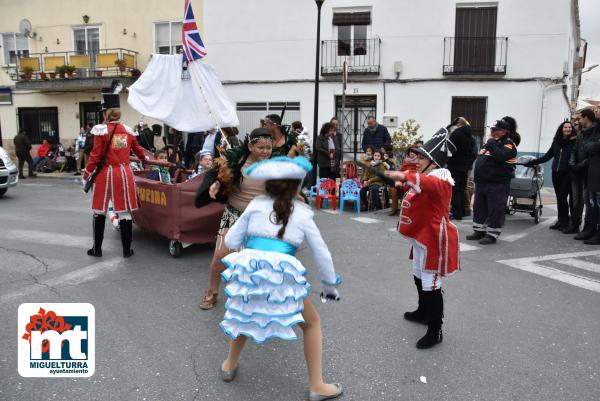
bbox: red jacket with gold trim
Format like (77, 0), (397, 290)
(83, 122), (146, 213)
(397, 169), (460, 276)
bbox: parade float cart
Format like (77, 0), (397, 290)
(131, 158), (224, 257)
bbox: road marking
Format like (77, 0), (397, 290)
(351, 217), (382, 224)
(555, 258), (600, 274)
(19, 183), (54, 187)
(0, 257), (123, 304)
(460, 243), (480, 252)
(0, 229), (115, 249)
(500, 218), (553, 242)
(497, 251), (600, 293)
(40, 205), (90, 214)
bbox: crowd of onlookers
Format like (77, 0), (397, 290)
(12, 107), (600, 247)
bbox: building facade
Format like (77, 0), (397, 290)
(202, 0), (584, 162)
(0, 0), (203, 152)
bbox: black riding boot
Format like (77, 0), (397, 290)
(120, 219), (134, 258)
(404, 276), (428, 324)
(416, 289), (443, 349)
(87, 214), (106, 257)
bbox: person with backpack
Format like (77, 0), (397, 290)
(447, 117), (476, 220)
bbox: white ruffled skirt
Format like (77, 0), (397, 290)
(220, 249), (311, 344)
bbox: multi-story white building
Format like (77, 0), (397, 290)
(0, 0), (201, 152)
(203, 0), (584, 161)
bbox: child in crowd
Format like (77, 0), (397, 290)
(359, 150), (388, 211)
(188, 150), (214, 181)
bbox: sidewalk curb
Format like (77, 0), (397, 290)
(33, 174), (83, 182)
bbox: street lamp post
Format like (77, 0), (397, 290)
(311, 0), (324, 185)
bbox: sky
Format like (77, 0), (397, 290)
(578, 0), (600, 100)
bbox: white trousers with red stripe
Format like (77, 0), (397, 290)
(412, 242), (442, 291)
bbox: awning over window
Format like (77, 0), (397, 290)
(332, 12), (371, 26)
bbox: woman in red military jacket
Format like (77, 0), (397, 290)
(386, 128), (460, 350)
(83, 88), (147, 258)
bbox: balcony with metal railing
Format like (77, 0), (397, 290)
(10, 48), (140, 91)
(321, 38), (381, 76)
(443, 37), (508, 75)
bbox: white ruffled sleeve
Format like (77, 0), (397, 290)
(304, 218), (341, 286)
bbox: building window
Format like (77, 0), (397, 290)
(1, 33), (29, 65)
(17, 107), (59, 145)
(154, 21), (183, 55)
(453, 6), (498, 73)
(236, 102), (301, 137)
(333, 11), (371, 56)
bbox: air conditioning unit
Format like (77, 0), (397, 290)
(383, 114), (398, 128)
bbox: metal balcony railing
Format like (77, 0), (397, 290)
(10, 48), (139, 81)
(321, 38), (381, 76)
(443, 37), (508, 75)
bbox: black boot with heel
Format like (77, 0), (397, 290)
(120, 219), (135, 258)
(416, 289), (444, 349)
(87, 214), (106, 257)
(404, 276), (428, 324)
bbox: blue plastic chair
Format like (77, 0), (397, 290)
(339, 179), (361, 213)
(309, 178), (327, 206)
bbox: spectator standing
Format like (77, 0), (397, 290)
(330, 116), (344, 167)
(13, 129), (36, 179)
(74, 127), (87, 175)
(316, 122), (342, 179)
(139, 123), (155, 152)
(466, 120), (517, 245)
(571, 109), (598, 239)
(447, 117), (476, 220)
(361, 116), (391, 152)
(221, 127), (241, 149)
(199, 127), (222, 157)
(502, 116), (521, 147)
(524, 121), (577, 231)
(582, 112), (600, 245)
(82, 123), (94, 169)
(388, 145), (419, 216)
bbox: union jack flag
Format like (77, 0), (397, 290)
(182, 0), (206, 63)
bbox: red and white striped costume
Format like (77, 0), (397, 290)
(83, 122), (146, 214)
(397, 169), (460, 284)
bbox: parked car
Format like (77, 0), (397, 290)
(0, 145), (19, 197)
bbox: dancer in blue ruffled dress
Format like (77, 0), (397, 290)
(219, 156), (343, 401)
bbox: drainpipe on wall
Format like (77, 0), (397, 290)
(536, 80), (567, 154)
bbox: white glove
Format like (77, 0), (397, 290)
(320, 285), (340, 302)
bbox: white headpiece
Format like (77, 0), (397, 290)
(244, 156), (312, 180)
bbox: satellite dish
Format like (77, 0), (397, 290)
(19, 19), (34, 38)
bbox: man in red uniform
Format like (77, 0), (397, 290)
(83, 82), (147, 258)
(386, 128), (460, 349)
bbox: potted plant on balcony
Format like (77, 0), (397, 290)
(49, 71), (56, 79)
(55, 65), (67, 79)
(64, 64), (77, 79)
(22, 66), (34, 80)
(130, 68), (141, 78)
(114, 58), (127, 72)
(40, 71), (48, 80)
(95, 70), (103, 77)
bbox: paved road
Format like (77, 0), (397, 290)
(1, 179), (599, 401)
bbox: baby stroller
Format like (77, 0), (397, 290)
(507, 155), (544, 223)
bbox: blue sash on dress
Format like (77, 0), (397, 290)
(245, 236), (298, 256)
